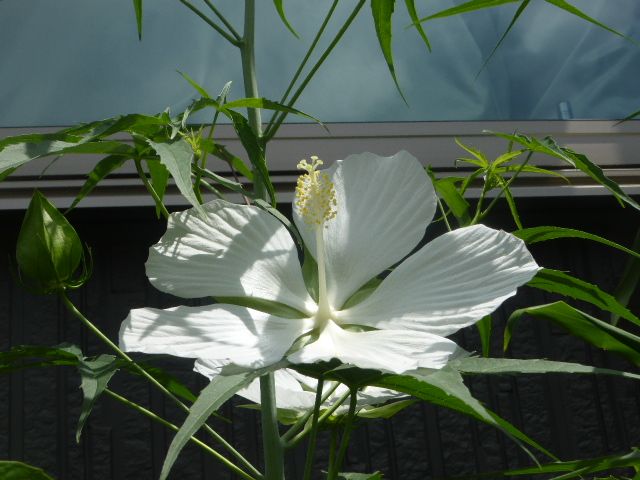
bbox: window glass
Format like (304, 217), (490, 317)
(0, 0), (638, 126)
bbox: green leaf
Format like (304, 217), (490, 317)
(449, 356), (640, 381)
(0, 344), (82, 374)
(194, 165), (252, 197)
(612, 229), (640, 325)
(132, 0), (143, 40)
(544, 0), (635, 43)
(76, 354), (119, 442)
(420, 0), (518, 22)
(514, 226), (640, 260)
(404, 0), (430, 51)
(528, 268), (640, 328)
(505, 302), (640, 366)
(159, 369), (267, 480)
(374, 367), (554, 460)
(254, 198), (303, 247)
(0, 138), (77, 175)
(338, 472), (383, 480)
(617, 107), (640, 124)
(272, 0), (299, 37)
(476, 315), (492, 357)
(135, 364), (197, 404)
(357, 399), (416, 419)
(224, 110), (276, 206)
(178, 70), (211, 99)
(146, 160), (170, 218)
(371, 0), (406, 103)
(68, 155), (129, 211)
(146, 138), (203, 214)
(491, 132), (640, 211)
(223, 97), (324, 127)
(495, 164), (568, 181)
(431, 175), (472, 226)
(16, 191), (85, 294)
(500, 447), (640, 479)
(0, 461), (55, 480)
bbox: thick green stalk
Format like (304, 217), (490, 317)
(60, 292), (262, 479)
(104, 389), (257, 480)
(260, 373), (285, 480)
(240, 0), (267, 201)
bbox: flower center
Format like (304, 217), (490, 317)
(295, 156), (337, 329)
(295, 156), (337, 227)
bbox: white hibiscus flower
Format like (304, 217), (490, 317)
(119, 151), (539, 375)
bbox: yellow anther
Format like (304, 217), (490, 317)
(295, 156), (337, 226)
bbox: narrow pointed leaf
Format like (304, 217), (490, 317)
(476, 315), (492, 357)
(617, 107), (640, 124)
(132, 0), (143, 39)
(0, 461), (55, 480)
(76, 355), (119, 442)
(612, 229), (640, 325)
(514, 226), (640, 260)
(431, 176), (472, 225)
(0, 344), (82, 373)
(491, 132), (640, 211)
(338, 473), (383, 480)
(374, 367), (554, 460)
(544, 0), (635, 43)
(273, 0), (299, 37)
(146, 160), (170, 218)
(528, 268), (640, 327)
(146, 138), (203, 213)
(159, 369), (266, 480)
(449, 356), (640, 381)
(404, 0), (430, 51)
(223, 97), (324, 127)
(357, 399), (416, 419)
(505, 302), (640, 366)
(178, 70), (211, 99)
(419, 0), (518, 22)
(69, 155), (129, 210)
(371, 0), (406, 103)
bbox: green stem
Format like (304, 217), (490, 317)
(179, 0), (240, 46)
(264, 0), (340, 137)
(60, 292), (262, 479)
(301, 378), (324, 480)
(436, 194), (452, 231)
(104, 389), (257, 480)
(202, 0), (242, 42)
(286, 389), (351, 448)
(240, 0), (267, 201)
(260, 373), (284, 480)
(134, 158), (170, 219)
(282, 381), (340, 443)
(264, 0), (366, 142)
(327, 389), (358, 480)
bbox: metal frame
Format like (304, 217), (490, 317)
(1, 120), (639, 210)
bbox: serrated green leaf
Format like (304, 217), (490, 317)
(132, 0), (143, 39)
(491, 132), (640, 211)
(273, 0), (299, 37)
(449, 356), (640, 381)
(146, 160), (170, 218)
(505, 302), (640, 366)
(494, 164), (568, 181)
(431, 175), (472, 225)
(404, 0), (430, 51)
(68, 155), (129, 211)
(146, 138), (203, 213)
(159, 368), (269, 480)
(371, 0), (406, 103)
(514, 226), (640, 260)
(76, 354), (119, 442)
(476, 315), (492, 357)
(528, 268), (640, 328)
(0, 461), (55, 480)
(374, 367), (554, 460)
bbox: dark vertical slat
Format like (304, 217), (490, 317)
(9, 282), (24, 461)
(56, 296), (69, 479)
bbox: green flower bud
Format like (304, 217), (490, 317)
(16, 190), (89, 294)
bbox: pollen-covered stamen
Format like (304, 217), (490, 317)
(295, 156), (337, 227)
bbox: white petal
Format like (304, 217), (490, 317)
(147, 200), (315, 314)
(340, 225), (539, 336)
(293, 151), (437, 309)
(287, 320), (458, 374)
(119, 303), (314, 369)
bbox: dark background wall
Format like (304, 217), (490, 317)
(1, 196), (639, 479)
